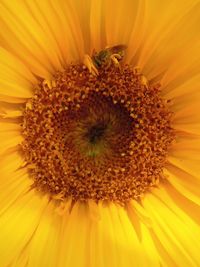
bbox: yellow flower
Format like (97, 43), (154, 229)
(0, 0), (200, 266)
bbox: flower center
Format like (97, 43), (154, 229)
(87, 124), (105, 144)
(67, 92), (133, 161)
(21, 63), (174, 205)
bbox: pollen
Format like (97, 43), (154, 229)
(21, 63), (174, 205)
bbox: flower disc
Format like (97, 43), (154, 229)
(21, 63), (174, 205)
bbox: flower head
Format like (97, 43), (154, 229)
(0, 1), (200, 266)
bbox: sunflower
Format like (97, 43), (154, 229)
(0, 0), (200, 266)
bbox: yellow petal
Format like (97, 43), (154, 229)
(162, 65), (200, 100)
(126, 0), (146, 63)
(57, 202), (91, 267)
(143, 188), (200, 266)
(161, 173), (200, 227)
(168, 132), (200, 179)
(0, 168), (31, 216)
(0, 0), (58, 77)
(127, 201), (162, 266)
(0, 150), (23, 175)
(67, 0), (90, 54)
(0, 0), (83, 78)
(170, 134), (200, 160)
(0, 95), (27, 103)
(168, 153), (200, 181)
(171, 82), (200, 134)
(0, 151), (29, 213)
(104, 0), (137, 46)
(58, 201), (163, 267)
(10, 242), (30, 267)
(0, 130), (22, 155)
(0, 110), (22, 118)
(164, 163), (200, 206)
(27, 201), (62, 267)
(135, 1), (200, 79)
(89, 0), (106, 51)
(0, 191), (48, 267)
(164, 73), (200, 136)
(0, 121), (20, 132)
(0, 48), (35, 100)
(109, 204), (143, 266)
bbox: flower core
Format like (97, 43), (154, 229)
(21, 63), (174, 205)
